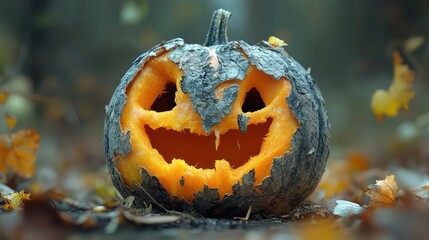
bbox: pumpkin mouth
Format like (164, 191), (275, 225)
(144, 118), (272, 169)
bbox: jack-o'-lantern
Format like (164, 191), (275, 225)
(104, 9), (329, 217)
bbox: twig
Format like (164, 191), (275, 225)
(234, 206), (252, 221)
(135, 184), (169, 212)
(134, 184), (197, 220)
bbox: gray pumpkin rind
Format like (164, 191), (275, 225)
(104, 39), (330, 217)
(103, 38), (185, 207)
(168, 43), (249, 133)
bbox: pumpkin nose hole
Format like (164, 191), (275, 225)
(242, 88), (265, 112)
(150, 83), (177, 112)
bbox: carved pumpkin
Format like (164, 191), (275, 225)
(104, 9), (329, 217)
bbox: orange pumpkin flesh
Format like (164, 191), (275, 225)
(118, 52), (299, 201)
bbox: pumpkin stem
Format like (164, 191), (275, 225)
(204, 9), (231, 46)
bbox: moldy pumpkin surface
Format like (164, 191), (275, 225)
(104, 9), (329, 217)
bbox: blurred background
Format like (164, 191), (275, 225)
(0, 0), (428, 186)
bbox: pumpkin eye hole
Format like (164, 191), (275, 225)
(150, 82), (177, 112)
(242, 88), (265, 112)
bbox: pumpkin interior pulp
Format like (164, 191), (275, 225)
(118, 50), (299, 201)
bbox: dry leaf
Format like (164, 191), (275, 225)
(4, 114), (17, 130)
(370, 52), (415, 121)
(0, 129), (40, 178)
(268, 36), (288, 48)
(0, 92), (9, 104)
(1, 189), (31, 211)
(366, 175), (398, 207)
(333, 200), (365, 217)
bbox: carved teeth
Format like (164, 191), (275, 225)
(214, 129), (221, 151)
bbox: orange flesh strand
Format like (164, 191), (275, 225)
(118, 50), (299, 201)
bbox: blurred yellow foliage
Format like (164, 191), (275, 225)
(370, 52), (415, 121)
(268, 36), (288, 48)
(0, 92), (9, 104)
(298, 220), (347, 240)
(317, 153), (370, 198)
(5, 113), (17, 130)
(1, 189), (31, 211)
(0, 129), (40, 178)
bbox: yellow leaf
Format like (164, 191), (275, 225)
(298, 220), (347, 240)
(268, 36), (288, 48)
(1, 189), (31, 211)
(0, 129), (40, 178)
(0, 92), (9, 104)
(316, 153), (369, 198)
(5, 113), (17, 130)
(366, 175), (398, 207)
(370, 52), (415, 121)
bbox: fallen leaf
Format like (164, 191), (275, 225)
(4, 114), (17, 130)
(1, 189), (31, 211)
(370, 52), (415, 121)
(315, 153), (370, 199)
(333, 200), (365, 217)
(297, 219), (347, 240)
(0, 92), (9, 104)
(0, 129), (40, 178)
(366, 175), (398, 207)
(268, 36), (288, 48)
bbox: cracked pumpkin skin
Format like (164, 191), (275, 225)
(105, 9), (329, 216)
(118, 52), (299, 201)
